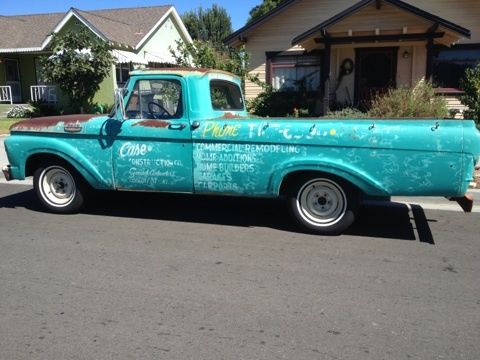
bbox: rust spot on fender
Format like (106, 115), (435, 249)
(132, 120), (170, 128)
(10, 114), (98, 131)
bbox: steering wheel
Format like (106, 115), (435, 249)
(148, 101), (171, 118)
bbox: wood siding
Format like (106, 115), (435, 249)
(243, 0), (480, 100)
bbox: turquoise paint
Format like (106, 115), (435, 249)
(4, 69), (480, 200)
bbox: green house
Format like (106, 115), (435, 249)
(0, 5), (192, 106)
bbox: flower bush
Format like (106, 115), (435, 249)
(6, 105), (31, 118)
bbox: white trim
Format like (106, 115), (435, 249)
(143, 51), (176, 64)
(135, 7), (193, 50)
(112, 49), (148, 65)
(41, 8), (108, 50)
(0, 47), (43, 53)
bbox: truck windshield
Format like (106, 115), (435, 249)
(210, 80), (244, 111)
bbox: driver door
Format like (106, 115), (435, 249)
(112, 77), (193, 192)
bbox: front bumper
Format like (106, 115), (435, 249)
(2, 165), (12, 181)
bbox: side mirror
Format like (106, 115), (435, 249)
(113, 87), (128, 121)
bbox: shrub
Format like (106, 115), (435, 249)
(460, 64), (480, 124)
(368, 79), (448, 118)
(6, 105), (31, 118)
(325, 107), (368, 119)
(28, 100), (60, 117)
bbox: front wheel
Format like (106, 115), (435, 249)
(33, 161), (86, 213)
(288, 176), (357, 235)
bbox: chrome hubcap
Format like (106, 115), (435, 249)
(296, 179), (347, 227)
(39, 166), (76, 207)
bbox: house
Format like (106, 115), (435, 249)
(225, 0), (480, 115)
(0, 5), (192, 105)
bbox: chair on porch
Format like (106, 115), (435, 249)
(30, 85), (57, 104)
(0, 86), (13, 104)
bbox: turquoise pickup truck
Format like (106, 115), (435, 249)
(3, 68), (480, 234)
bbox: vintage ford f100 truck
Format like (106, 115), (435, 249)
(3, 68), (480, 234)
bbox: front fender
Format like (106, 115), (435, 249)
(6, 135), (113, 189)
(270, 159), (390, 197)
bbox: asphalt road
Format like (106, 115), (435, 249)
(0, 183), (479, 360)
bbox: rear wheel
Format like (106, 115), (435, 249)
(33, 161), (86, 213)
(288, 176), (357, 235)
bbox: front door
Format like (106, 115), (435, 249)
(355, 47), (398, 109)
(5, 59), (22, 102)
(112, 76), (193, 192)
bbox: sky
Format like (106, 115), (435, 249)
(0, 0), (261, 30)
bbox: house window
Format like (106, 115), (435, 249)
(268, 53), (321, 92)
(116, 63), (131, 87)
(433, 46), (480, 88)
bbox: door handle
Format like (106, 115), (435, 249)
(168, 123), (186, 130)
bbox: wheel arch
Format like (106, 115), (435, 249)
(25, 150), (107, 189)
(274, 162), (389, 197)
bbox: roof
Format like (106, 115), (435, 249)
(224, 0), (470, 46)
(0, 5), (175, 52)
(0, 12), (64, 50)
(292, 0), (471, 45)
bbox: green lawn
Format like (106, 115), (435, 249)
(0, 119), (19, 135)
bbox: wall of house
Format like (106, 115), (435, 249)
(92, 64), (115, 106)
(138, 15), (188, 62)
(0, 59), (5, 84)
(413, 0), (480, 43)
(18, 54), (37, 102)
(56, 17), (116, 107)
(244, 0), (356, 99)
(242, 0), (480, 101)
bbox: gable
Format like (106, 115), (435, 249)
(226, 0), (478, 47)
(0, 5), (190, 53)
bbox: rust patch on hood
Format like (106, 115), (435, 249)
(132, 120), (170, 128)
(10, 114), (98, 131)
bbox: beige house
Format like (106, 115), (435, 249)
(225, 0), (479, 115)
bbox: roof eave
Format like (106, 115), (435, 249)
(135, 6), (193, 51)
(224, 0), (299, 46)
(41, 8), (109, 50)
(292, 0), (471, 46)
(0, 47), (43, 53)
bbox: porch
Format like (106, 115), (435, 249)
(275, 0), (472, 115)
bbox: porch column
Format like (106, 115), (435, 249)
(322, 42), (331, 114)
(425, 36), (434, 81)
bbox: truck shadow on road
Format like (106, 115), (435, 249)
(0, 188), (434, 243)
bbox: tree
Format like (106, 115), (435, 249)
(182, 5), (233, 48)
(460, 64), (480, 125)
(247, 0), (283, 24)
(170, 40), (249, 79)
(41, 28), (114, 113)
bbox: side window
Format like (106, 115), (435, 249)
(210, 80), (244, 111)
(125, 79), (182, 119)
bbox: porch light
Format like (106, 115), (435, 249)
(402, 50), (410, 59)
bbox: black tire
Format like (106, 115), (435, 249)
(288, 176), (358, 235)
(33, 160), (87, 214)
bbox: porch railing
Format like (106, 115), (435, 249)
(0, 86), (13, 104)
(30, 85), (57, 103)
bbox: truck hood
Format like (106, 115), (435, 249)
(10, 114), (100, 133)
